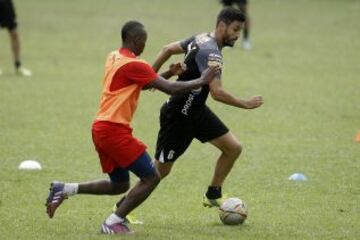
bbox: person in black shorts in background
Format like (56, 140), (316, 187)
(220, 0), (252, 50)
(0, 0), (31, 76)
(151, 7), (263, 207)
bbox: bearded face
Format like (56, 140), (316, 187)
(221, 21), (243, 47)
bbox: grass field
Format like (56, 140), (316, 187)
(1, 0), (359, 239)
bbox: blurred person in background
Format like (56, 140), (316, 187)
(220, 0), (252, 50)
(0, 0), (31, 76)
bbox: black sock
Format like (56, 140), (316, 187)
(15, 60), (21, 69)
(206, 186), (222, 199)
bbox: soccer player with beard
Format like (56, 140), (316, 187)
(151, 7), (263, 207)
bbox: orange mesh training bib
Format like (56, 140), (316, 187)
(95, 50), (148, 126)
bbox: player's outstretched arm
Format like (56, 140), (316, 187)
(145, 66), (219, 95)
(209, 78), (263, 109)
(152, 41), (184, 72)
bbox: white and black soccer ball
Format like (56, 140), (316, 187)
(219, 197), (248, 225)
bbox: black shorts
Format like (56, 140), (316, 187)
(0, 0), (17, 31)
(154, 104), (229, 163)
(221, 0), (247, 6)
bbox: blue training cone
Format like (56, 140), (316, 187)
(288, 173), (307, 181)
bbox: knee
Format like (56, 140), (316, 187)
(143, 173), (161, 188)
(224, 141), (242, 159)
(155, 161), (173, 179)
(158, 168), (171, 179)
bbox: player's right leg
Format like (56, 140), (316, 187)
(111, 160), (174, 225)
(112, 159), (173, 225)
(105, 152), (160, 234)
(113, 153), (160, 218)
(112, 196), (143, 225)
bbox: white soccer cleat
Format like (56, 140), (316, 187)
(242, 40), (252, 50)
(17, 67), (32, 77)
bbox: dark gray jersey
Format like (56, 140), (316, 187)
(166, 33), (223, 117)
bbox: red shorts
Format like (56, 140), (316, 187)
(92, 121), (147, 173)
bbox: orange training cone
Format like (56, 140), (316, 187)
(355, 131), (360, 142)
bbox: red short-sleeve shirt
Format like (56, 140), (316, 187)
(110, 48), (158, 91)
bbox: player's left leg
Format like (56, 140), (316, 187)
(194, 106), (240, 207)
(203, 132), (242, 207)
(46, 169), (131, 219)
(209, 132), (242, 187)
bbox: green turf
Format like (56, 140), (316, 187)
(0, 0), (359, 239)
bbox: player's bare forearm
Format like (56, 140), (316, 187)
(152, 41), (184, 72)
(145, 66), (219, 95)
(166, 79), (203, 95)
(210, 80), (263, 109)
(160, 70), (173, 80)
(212, 91), (263, 109)
(145, 77), (201, 95)
(160, 62), (186, 80)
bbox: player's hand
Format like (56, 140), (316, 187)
(200, 65), (221, 85)
(169, 62), (187, 76)
(245, 96), (263, 109)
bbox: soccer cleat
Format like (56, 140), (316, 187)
(16, 67), (32, 77)
(202, 194), (226, 208)
(112, 204), (143, 224)
(100, 221), (134, 234)
(46, 181), (68, 218)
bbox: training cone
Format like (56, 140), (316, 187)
(18, 160), (42, 170)
(289, 173), (307, 181)
(355, 131), (360, 142)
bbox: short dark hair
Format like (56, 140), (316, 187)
(216, 7), (246, 26)
(121, 20), (145, 42)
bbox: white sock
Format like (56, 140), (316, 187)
(105, 213), (124, 225)
(63, 183), (79, 196)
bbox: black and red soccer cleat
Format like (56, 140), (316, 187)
(100, 221), (134, 234)
(46, 181), (67, 218)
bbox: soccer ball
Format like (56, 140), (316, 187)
(219, 198), (248, 225)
